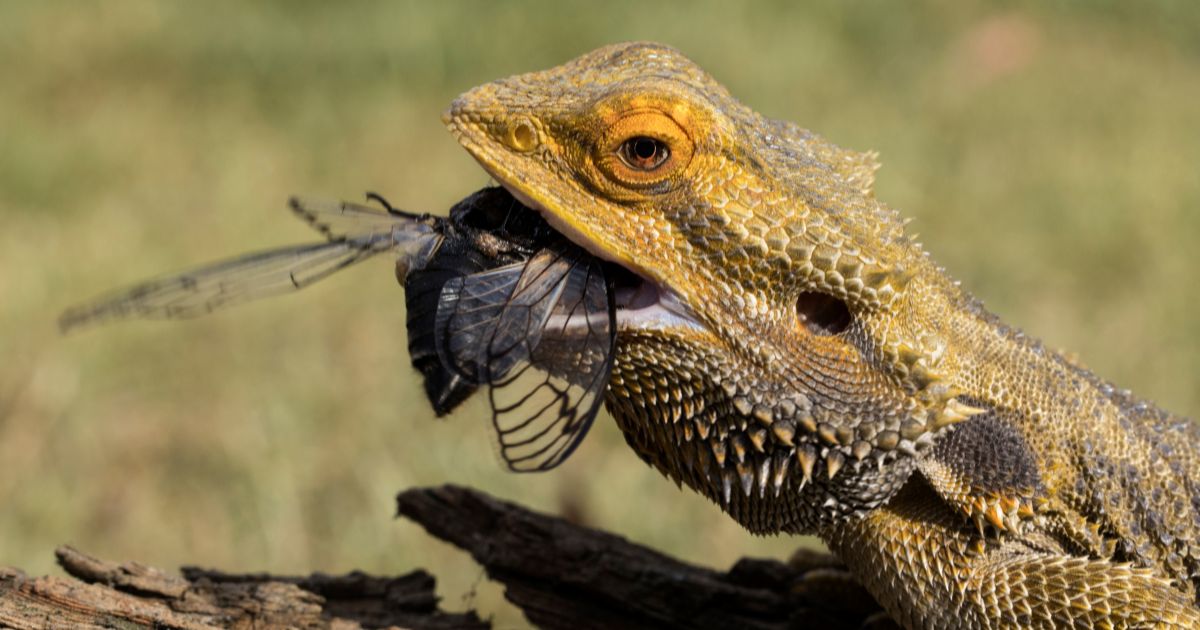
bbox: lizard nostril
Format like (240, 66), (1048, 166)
(796, 291), (852, 336)
(507, 118), (538, 152)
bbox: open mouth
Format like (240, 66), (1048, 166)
(488, 179), (704, 333)
(605, 262), (701, 330)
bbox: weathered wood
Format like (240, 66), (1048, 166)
(396, 485), (892, 629)
(0, 485), (893, 629)
(0, 546), (485, 629)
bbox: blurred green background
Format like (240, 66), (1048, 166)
(2, 1), (1198, 625)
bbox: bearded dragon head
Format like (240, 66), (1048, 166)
(444, 42), (982, 532)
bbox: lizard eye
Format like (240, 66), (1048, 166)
(618, 137), (670, 171)
(594, 110), (694, 190)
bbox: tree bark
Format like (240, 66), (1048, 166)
(396, 485), (891, 630)
(0, 546), (485, 629)
(0, 484), (892, 629)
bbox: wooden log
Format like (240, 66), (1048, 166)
(0, 546), (485, 629)
(0, 485), (892, 629)
(395, 485), (892, 629)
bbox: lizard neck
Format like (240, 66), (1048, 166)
(911, 265), (1200, 593)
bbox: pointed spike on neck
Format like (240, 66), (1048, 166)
(797, 445), (817, 483)
(826, 451), (846, 480)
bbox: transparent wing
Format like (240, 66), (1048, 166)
(61, 196), (444, 332)
(434, 247), (615, 472)
(434, 250), (569, 383)
(61, 230), (450, 335)
(487, 255), (614, 472)
(287, 196), (426, 241)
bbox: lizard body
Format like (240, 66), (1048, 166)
(444, 42), (1200, 628)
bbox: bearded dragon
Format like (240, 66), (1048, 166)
(443, 42), (1200, 628)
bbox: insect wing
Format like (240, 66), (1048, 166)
(61, 197), (443, 332)
(61, 231), (443, 333)
(488, 254), (614, 472)
(434, 248), (615, 472)
(433, 249), (570, 384)
(288, 197), (425, 241)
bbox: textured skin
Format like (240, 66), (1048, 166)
(444, 42), (1200, 628)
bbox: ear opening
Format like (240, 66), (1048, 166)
(796, 291), (852, 335)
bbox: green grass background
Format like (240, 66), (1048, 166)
(2, 1), (1198, 624)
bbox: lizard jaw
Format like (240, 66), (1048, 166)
(475, 164), (702, 333)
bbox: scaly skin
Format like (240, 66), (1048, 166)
(444, 42), (1200, 628)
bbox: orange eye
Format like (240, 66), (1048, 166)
(618, 136), (671, 171)
(594, 110), (694, 189)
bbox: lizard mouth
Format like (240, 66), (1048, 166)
(605, 262), (703, 331)
(489, 178), (703, 332)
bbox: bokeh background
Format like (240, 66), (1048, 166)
(3, 1), (1198, 625)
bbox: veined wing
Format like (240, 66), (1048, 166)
(60, 199), (442, 332)
(434, 249), (570, 384)
(287, 196), (429, 242)
(434, 246), (615, 472)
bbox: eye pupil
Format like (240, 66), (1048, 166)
(619, 136), (670, 171)
(633, 138), (658, 160)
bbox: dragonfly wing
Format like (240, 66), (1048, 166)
(433, 250), (569, 383)
(433, 247), (614, 472)
(59, 230), (427, 332)
(288, 196), (428, 241)
(487, 253), (614, 472)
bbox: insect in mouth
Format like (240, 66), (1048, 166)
(61, 187), (616, 472)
